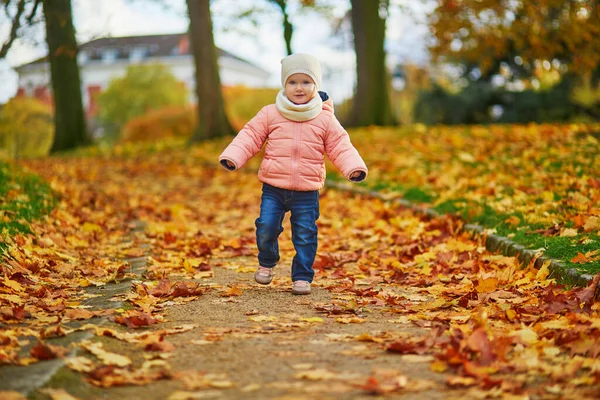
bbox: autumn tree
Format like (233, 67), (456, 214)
(186, 0), (234, 142)
(429, 0), (600, 78)
(42, 0), (90, 152)
(347, 0), (396, 127)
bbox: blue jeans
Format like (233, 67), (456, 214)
(255, 183), (320, 282)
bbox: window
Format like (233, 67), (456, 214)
(129, 47), (147, 62)
(77, 50), (89, 65)
(101, 48), (118, 64)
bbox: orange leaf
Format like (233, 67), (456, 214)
(504, 215), (521, 226)
(571, 252), (589, 264)
(476, 278), (498, 293)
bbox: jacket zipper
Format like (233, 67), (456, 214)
(291, 122), (300, 190)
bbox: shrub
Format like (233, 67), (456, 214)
(223, 86), (279, 130)
(121, 105), (196, 142)
(120, 86), (280, 142)
(0, 97), (54, 158)
(97, 63), (189, 139)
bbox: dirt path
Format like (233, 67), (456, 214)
(92, 262), (452, 400)
(3, 157), (599, 400)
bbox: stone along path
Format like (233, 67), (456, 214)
(1, 156), (599, 400)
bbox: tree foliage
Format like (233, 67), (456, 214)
(97, 64), (189, 132)
(0, 96), (53, 158)
(429, 0), (600, 76)
(413, 75), (590, 125)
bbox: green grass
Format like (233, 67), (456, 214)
(433, 196), (600, 274)
(0, 161), (56, 250)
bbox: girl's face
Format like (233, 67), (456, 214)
(285, 73), (316, 105)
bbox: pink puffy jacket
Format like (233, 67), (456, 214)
(219, 99), (368, 191)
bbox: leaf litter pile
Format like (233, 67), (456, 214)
(1, 154), (599, 399)
(344, 123), (600, 272)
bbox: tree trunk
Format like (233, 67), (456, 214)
(42, 0), (90, 152)
(186, 0), (234, 142)
(347, 0), (396, 127)
(271, 0), (293, 55)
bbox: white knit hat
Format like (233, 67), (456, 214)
(281, 53), (322, 90)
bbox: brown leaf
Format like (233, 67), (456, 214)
(30, 341), (69, 360)
(113, 311), (159, 328)
(65, 309), (96, 320)
(150, 278), (173, 297)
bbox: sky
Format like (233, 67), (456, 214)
(0, 0), (433, 103)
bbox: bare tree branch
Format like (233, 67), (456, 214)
(0, 0), (26, 59)
(26, 0), (40, 23)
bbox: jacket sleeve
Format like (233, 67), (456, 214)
(324, 115), (368, 182)
(218, 106), (269, 170)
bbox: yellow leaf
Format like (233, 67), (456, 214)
(82, 222), (102, 232)
(513, 276), (531, 287)
(400, 354), (434, 363)
(476, 277), (498, 293)
(335, 317), (366, 324)
(539, 319), (570, 330)
(355, 333), (384, 343)
(445, 239), (476, 252)
(535, 260), (551, 281)
(457, 151), (475, 163)
(40, 388), (80, 400)
(2, 277), (24, 292)
(541, 191), (554, 202)
(430, 360), (448, 372)
(0, 391), (27, 400)
(0, 293), (24, 305)
(65, 356), (95, 373)
(221, 286), (243, 297)
(207, 379), (235, 389)
(505, 309), (517, 322)
(182, 259), (196, 274)
(542, 347), (561, 358)
(560, 228), (579, 237)
(299, 317), (324, 323)
(510, 327), (538, 344)
(81, 341), (131, 367)
(583, 216), (600, 232)
(236, 266), (255, 273)
(249, 315), (276, 322)
(55, 251), (77, 261)
(295, 368), (337, 380)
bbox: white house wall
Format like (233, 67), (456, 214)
(17, 55), (271, 109)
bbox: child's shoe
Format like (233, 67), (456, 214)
(291, 280), (311, 295)
(254, 266), (274, 285)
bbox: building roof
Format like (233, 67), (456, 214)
(15, 33), (266, 73)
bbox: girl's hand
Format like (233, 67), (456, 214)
(220, 159), (236, 170)
(349, 171), (362, 180)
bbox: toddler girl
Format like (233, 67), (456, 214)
(219, 53), (367, 295)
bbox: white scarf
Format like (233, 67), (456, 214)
(275, 90), (323, 122)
